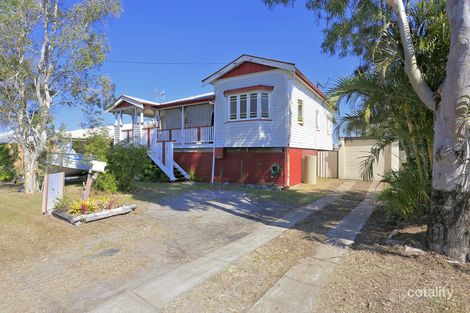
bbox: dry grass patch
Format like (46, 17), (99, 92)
(313, 206), (470, 313)
(162, 185), (368, 313)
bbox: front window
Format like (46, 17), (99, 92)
(229, 95), (237, 120)
(250, 93), (257, 118)
(240, 94), (247, 119)
(227, 91), (270, 121)
(261, 93), (269, 118)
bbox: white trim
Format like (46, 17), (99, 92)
(107, 96), (145, 112)
(226, 91), (271, 122)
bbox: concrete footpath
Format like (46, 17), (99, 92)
(248, 183), (379, 313)
(88, 181), (355, 313)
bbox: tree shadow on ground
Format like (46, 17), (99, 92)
(130, 179), (457, 265)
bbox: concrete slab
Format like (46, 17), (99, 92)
(90, 290), (157, 313)
(88, 181), (355, 313)
(248, 183), (379, 313)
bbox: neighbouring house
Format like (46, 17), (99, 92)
(107, 55), (334, 187)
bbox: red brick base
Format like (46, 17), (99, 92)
(214, 148), (285, 186)
(173, 150), (213, 182)
(174, 148), (286, 186)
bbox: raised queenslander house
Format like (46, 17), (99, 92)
(107, 55), (333, 187)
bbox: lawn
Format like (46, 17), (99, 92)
(213, 178), (339, 208)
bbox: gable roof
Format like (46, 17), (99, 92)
(202, 54), (328, 101)
(107, 93), (215, 113)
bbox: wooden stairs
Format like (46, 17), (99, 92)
(148, 141), (190, 182)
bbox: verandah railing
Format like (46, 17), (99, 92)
(156, 126), (214, 144)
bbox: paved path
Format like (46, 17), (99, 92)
(88, 181), (355, 313)
(248, 183), (379, 313)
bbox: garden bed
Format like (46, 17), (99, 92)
(52, 194), (136, 225)
(52, 204), (136, 224)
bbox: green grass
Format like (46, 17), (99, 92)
(244, 188), (322, 207)
(0, 183), (42, 224)
(130, 181), (209, 202)
(132, 181), (325, 208)
(0, 180), (328, 225)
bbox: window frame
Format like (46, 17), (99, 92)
(229, 95), (238, 120)
(315, 110), (320, 130)
(226, 91), (271, 121)
(297, 99), (304, 124)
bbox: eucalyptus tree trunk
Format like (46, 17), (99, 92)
(23, 150), (40, 193)
(426, 0), (470, 263)
(392, 0), (470, 262)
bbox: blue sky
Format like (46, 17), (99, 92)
(54, 0), (361, 130)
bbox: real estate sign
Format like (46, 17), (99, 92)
(42, 172), (65, 215)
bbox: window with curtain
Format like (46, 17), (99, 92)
(184, 103), (214, 127)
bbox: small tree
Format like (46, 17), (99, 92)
(106, 144), (151, 192)
(0, 0), (120, 193)
(0, 144), (17, 181)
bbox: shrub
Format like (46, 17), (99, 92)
(379, 163), (431, 221)
(143, 161), (168, 182)
(94, 171), (119, 193)
(188, 167), (198, 181)
(54, 195), (124, 215)
(106, 144), (150, 191)
(73, 133), (112, 162)
(0, 144), (17, 182)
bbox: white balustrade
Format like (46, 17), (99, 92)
(156, 126), (214, 145)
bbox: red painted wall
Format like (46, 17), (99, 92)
(174, 151), (213, 182)
(214, 149), (285, 186)
(220, 62), (276, 80)
(288, 148), (317, 187)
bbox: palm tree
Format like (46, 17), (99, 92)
(328, 0), (447, 219)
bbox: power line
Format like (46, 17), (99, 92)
(106, 60), (225, 65)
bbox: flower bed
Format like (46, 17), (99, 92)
(52, 196), (136, 225)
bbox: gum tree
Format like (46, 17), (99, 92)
(264, 0), (470, 262)
(0, 0), (120, 193)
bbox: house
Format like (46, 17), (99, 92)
(107, 55), (334, 187)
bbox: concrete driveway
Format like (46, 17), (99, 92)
(0, 179), (359, 313)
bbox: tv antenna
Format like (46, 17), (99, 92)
(315, 77), (331, 90)
(154, 88), (166, 102)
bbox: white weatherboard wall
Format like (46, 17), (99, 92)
(338, 137), (400, 180)
(289, 77), (333, 151)
(213, 70), (289, 148)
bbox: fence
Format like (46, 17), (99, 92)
(317, 151), (338, 179)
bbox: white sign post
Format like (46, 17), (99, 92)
(42, 172), (65, 215)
